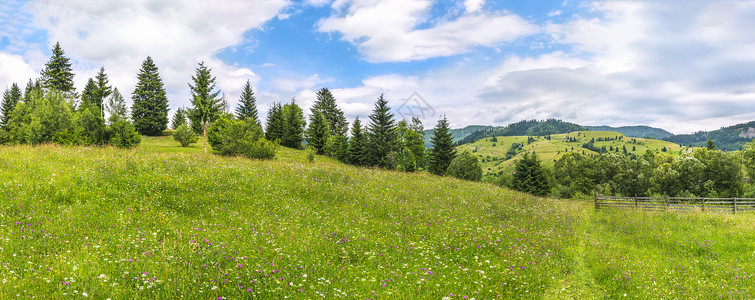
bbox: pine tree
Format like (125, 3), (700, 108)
(281, 100), (305, 149)
(236, 80), (259, 124)
(131, 56), (169, 136)
(106, 87), (129, 123)
(1, 83), (22, 130)
(171, 107), (188, 130)
(40, 42), (76, 99)
(24, 79), (41, 104)
(265, 102), (285, 141)
(512, 152), (551, 196)
(366, 94), (397, 168)
(94, 67), (112, 119)
(428, 115), (456, 175)
(187, 62), (223, 153)
(312, 88), (348, 136)
(347, 117), (367, 166)
(80, 78), (98, 111)
(306, 110), (330, 154)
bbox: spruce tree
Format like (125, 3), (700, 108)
(306, 110), (330, 154)
(171, 107), (188, 130)
(312, 88), (348, 136)
(428, 115), (456, 175)
(236, 80), (259, 124)
(187, 62), (223, 153)
(94, 67), (112, 119)
(265, 102), (285, 141)
(512, 152), (550, 196)
(366, 94), (397, 168)
(106, 87), (129, 123)
(80, 78), (98, 111)
(347, 117), (367, 166)
(281, 100), (305, 149)
(131, 56), (169, 136)
(1, 83), (22, 130)
(40, 42), (76, 99)
(24, 79), (41, 104)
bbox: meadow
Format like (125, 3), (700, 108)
(459, 131), (684, 176)
(1, 136), (753, 299)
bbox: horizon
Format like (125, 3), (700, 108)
(1, 0), (754, 135)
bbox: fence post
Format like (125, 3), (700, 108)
(665, 195), (669, 211)
(733, 197), (738, 214)
(702, 198), (705, 212)
(594, 191), (598, 210)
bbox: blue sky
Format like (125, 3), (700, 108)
(1, 0), (755, 134)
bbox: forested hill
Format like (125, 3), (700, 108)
(456, 119), (586, 145)
(423, 125), (493, 148)
(585, 125), (672, 139)
(664, 120), (755, 151)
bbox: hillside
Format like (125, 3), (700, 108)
(422, 125), (493, 148)
(457, 119), (586, 145)
(585, 125), (673, 139)
(2, 137), (755, 298)
(458, 131), (684, 176)
(664, 120), (755, 151)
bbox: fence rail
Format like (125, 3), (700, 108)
(593, 191), (755, 214)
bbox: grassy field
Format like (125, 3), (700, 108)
(459, 131), (685, 176)
(1, 136), (753, 298)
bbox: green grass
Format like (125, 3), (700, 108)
(1, 136), (753, 298)
(460, 131), (686, 176)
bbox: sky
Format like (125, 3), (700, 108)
(1, 0), (755, 134)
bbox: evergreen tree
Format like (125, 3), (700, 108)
(706, 138), (717, 150)
(428, 115), (456, 175)
(23, 79), (41, 104)
(306, 110), (330, 154)
(80, 78), (98, 111)
(131, 56), (169, 136)
(366, 94), (397, 168)
(281, 100), (305, 149)
(188, 62), (223, 153)
(347, 117), (367, 166)
(40, 42), (76, 99)
(1, 83), (22, 130)
(94, 67), (112, 119)
(106, 88), (129, 123)
(236, 80), (259, 124)
(512, 152), (551, 196)
(312, 88), (348, 136)
(171, 107), (188, 130)
(265, 102), (285, 141)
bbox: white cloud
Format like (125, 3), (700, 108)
(317, 0), (537, 62)
(464, 0), (484, 13)
(18, 0), (288, 113)
(0, 53), (38, 90)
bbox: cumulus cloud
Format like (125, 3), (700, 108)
(0, 53), (38, 90)
(317, 0), (537, 62)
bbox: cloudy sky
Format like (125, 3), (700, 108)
(1, 0), (754, 134)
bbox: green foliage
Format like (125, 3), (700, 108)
(446, 151), (482, 181)
(324, 134), (349, 162)
(171, 107), (188, 130)
(742, 139), (755, 180)
(235, 80), (259, 124)
(428, 115), (456, 175)
(108, 119), (141, 148)
(265, 102), (285, 142)
(80, 78), (98, 111)
(187, 62), (223, 135)
(173, 124), (197, 147)
(553, 152), (595, 198)
(664, 120), (755, 151)
(210, 118), (276, 159)
(306, 110), (330, 155)
(347, 117), (367, 166)
(281, 100), (305, 149)
(312, 88), (348, 136)
(40, 42), (77, 99)
(93, 67), (112, 116)
(73, 103), (108, 145)
(1, 82), (22, 130)
(586, 125), (672, 139)
(458, 119), (586, 145)
(131, 56), (169, 136)
(706, 138), (717, 150)
(395, 119), (426, 172)
(512, 152), (551, 196)
(106, 88), (129, 123)
(306, 146), (316, 163)
(366, 94), (397, 169)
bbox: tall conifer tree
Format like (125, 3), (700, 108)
(131, 56), (169, 135)
(306, 110), (330, 154)
(1, 83), (22, 130)
(80, 78), (98, 110)
(366, 94), (397, 168)
(281, 99), (305, 149)
(265, 102), (285, 141)
(188, 62), (223, 153)
(312, 88), (348, 136)
(347, 117), (367, 166)
(236, 80), (259, 124)
(40, 42), (76, 99)
(428, 115), (456, 175)
(94, 67), (112, 119)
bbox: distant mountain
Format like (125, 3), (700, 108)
(456, 119), (586, 145)
(664, 121), (755, 151)
(585, 125), (673, 139)
(423, 125), (493, 148)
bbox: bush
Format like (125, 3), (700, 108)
(109, 119), (141, 148)
(446, 151), (482, 181)
(173, 124), (197, 147)
(211, 118), (276, 159)
(306, 146), (316, 163)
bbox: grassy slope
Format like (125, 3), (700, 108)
(459, 131), (685, 176)
(1, 136), (753, 298)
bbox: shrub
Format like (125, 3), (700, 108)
(108, 119), (141, 148)
(446, 151), (482, 181)
(211, 118), (276, 159)
(306, 146), (316, 163)
(173, 124), (197, 147)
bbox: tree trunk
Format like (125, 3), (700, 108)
(203, 122), (208, 153)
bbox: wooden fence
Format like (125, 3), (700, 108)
(594, 191), (755, 214)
